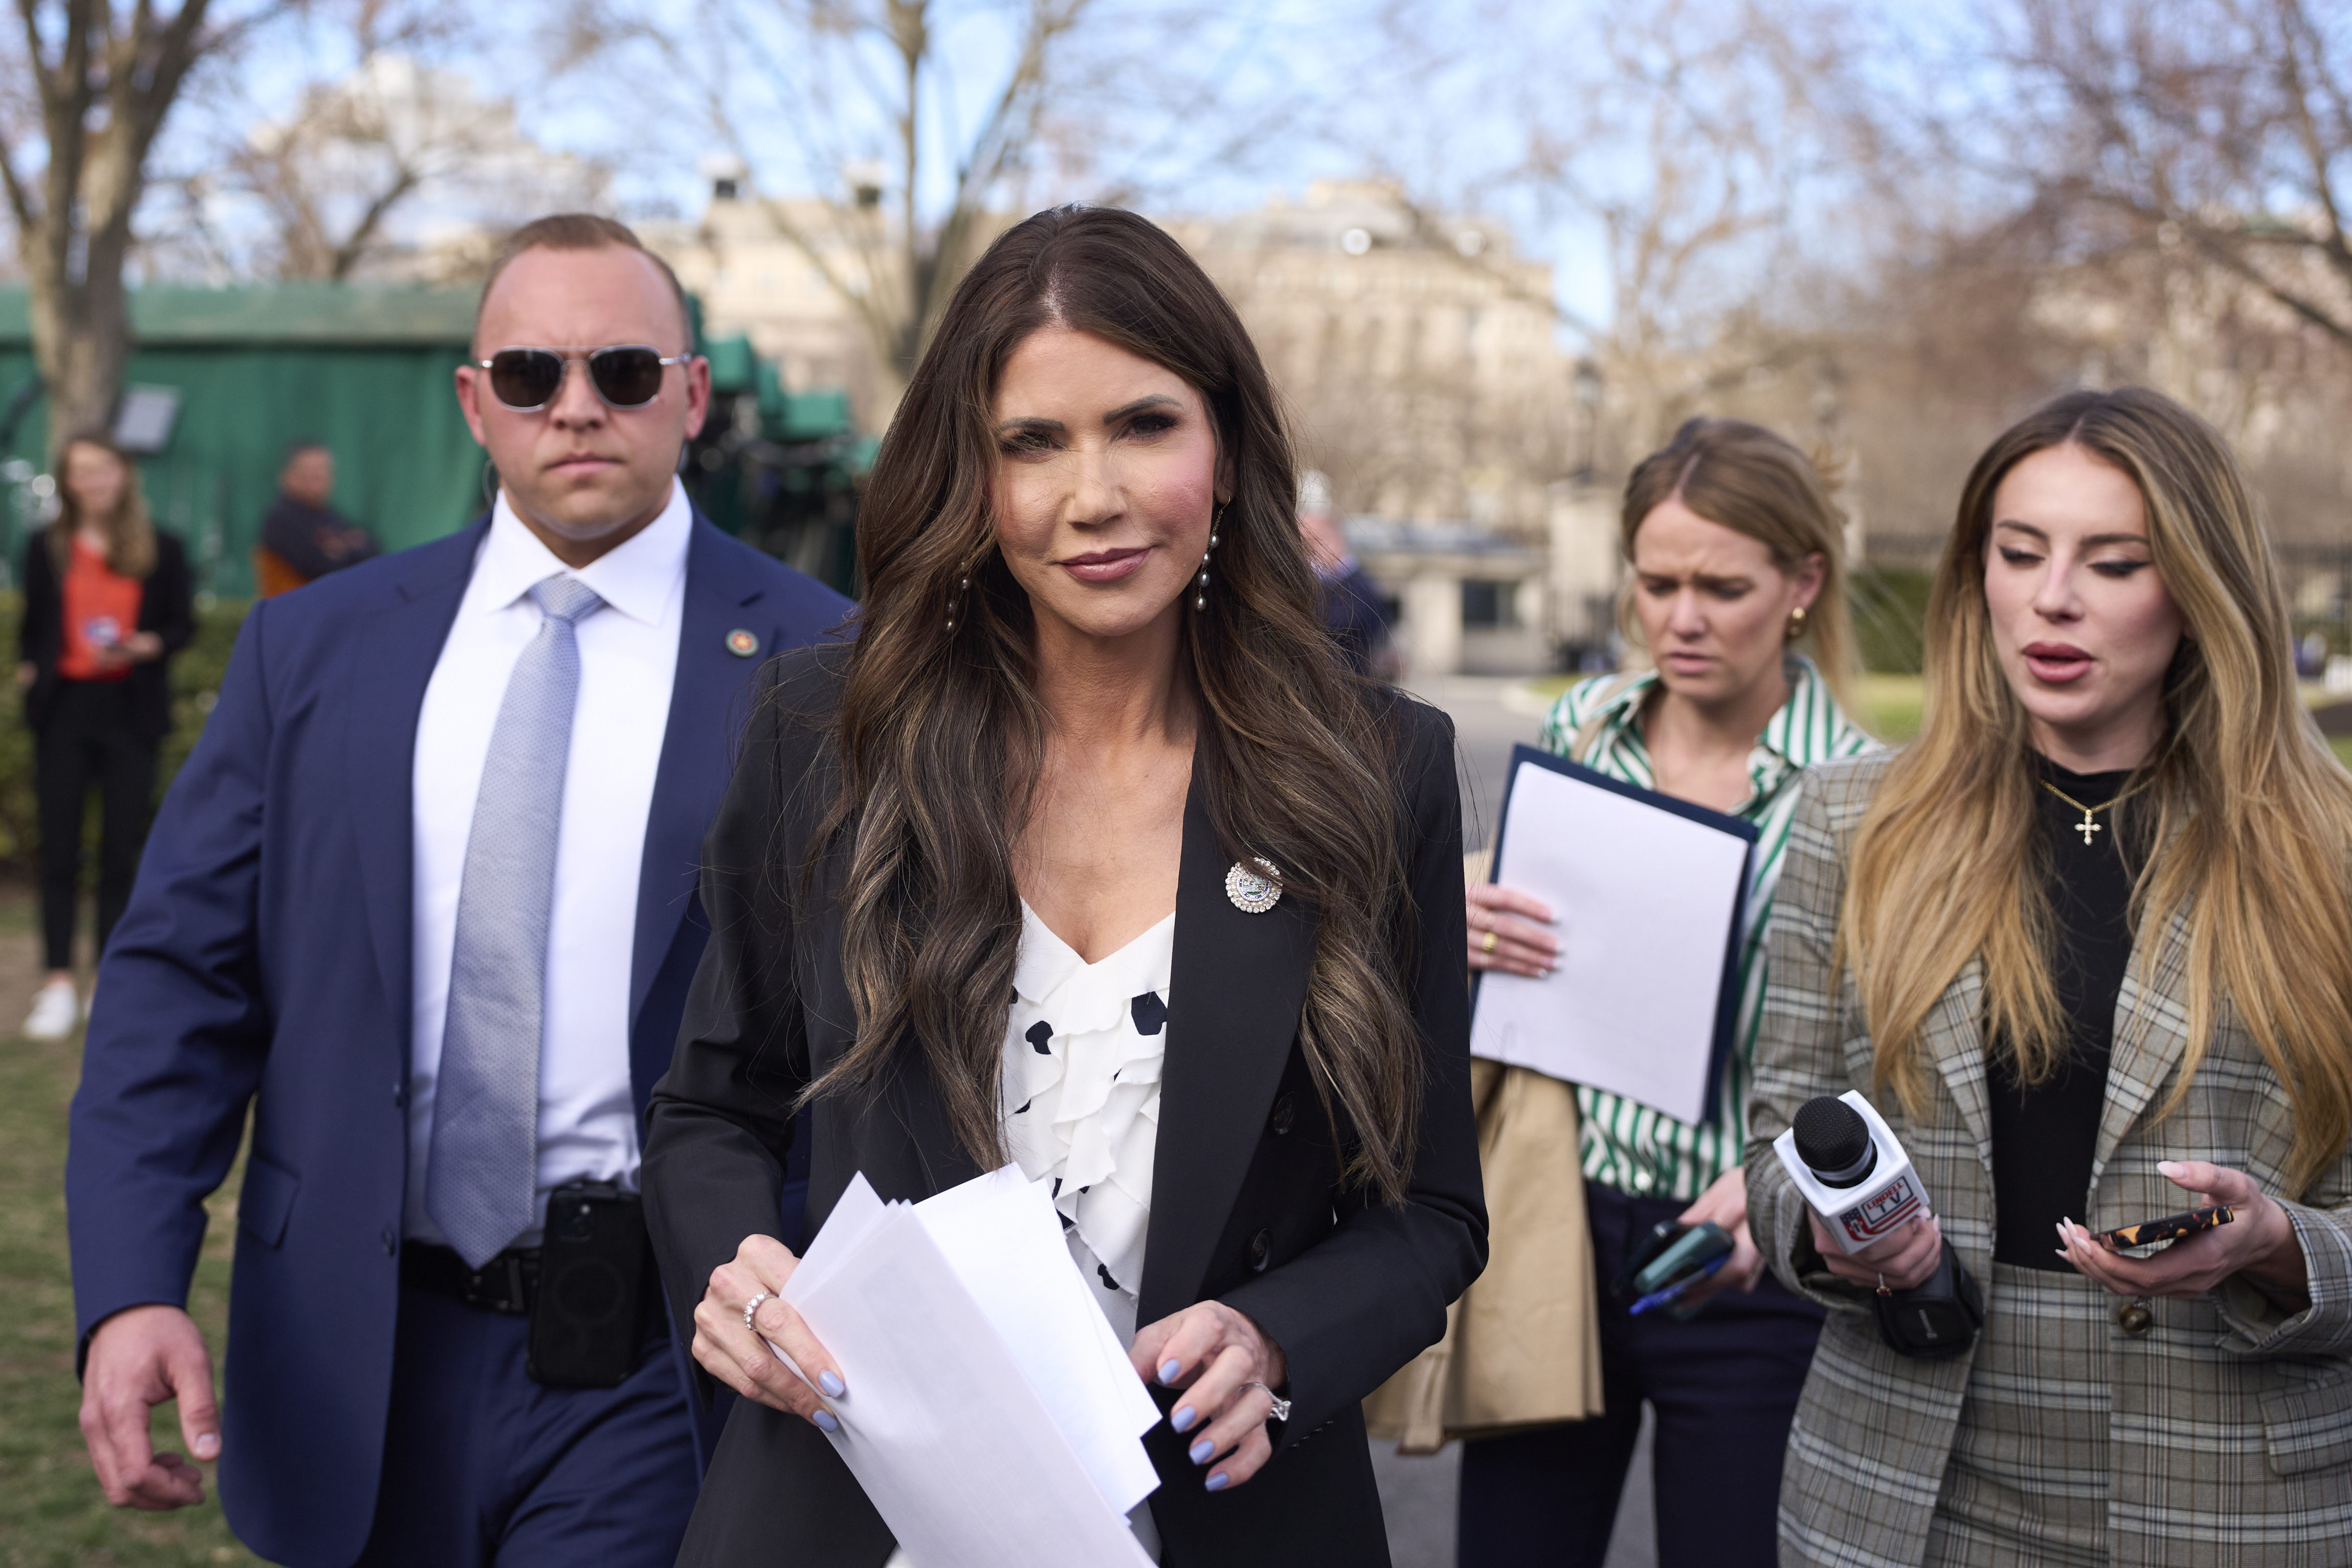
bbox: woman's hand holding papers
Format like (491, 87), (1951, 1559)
(697, 1233), (850, 1432)
(1131, 1301), (1289, 1492)
(1466, 883), (1558, 978)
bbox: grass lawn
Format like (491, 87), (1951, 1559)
(0, 898), (258, 1566)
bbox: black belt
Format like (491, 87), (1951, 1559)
(401, 1240), (541, 1315)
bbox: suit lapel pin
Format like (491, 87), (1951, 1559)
(1225, 859), (1282, 914)
(725, 628), (760, 658)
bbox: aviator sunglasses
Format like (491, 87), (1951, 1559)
(475, 345), (693, 411)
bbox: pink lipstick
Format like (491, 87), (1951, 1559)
(2022, 641), (2093, 685)
(1060, 547), (1150, 583)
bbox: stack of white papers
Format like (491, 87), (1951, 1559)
(767, 1164), (1161, 1567)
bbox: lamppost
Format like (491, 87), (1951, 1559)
(1573, 358), (1602, 480)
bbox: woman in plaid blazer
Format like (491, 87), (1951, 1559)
(1747, 387), (2352, 1567)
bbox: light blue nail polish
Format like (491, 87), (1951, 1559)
(812, 1409), (840, 1434)
(818, 1370), (846, 1398)
(1160, 1359), (1181, 1383)
(1189, 1438), (1214, 1465)
(1205, 1472), (1230, 1492)
(1171, 1406), (1196, 1433)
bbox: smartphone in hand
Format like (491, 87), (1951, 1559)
(1621, 1223), (1735, 1319)
(2098, 1205), (2233, 1250)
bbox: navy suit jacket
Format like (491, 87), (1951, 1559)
(63, 511), (851, 1568)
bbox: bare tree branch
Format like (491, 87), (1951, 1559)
(2, 0), (301, 443)
(554, 0), (1312, 397)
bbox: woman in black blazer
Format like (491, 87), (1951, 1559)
(15, 431), (193, 1037)
(642, 206), (1486, 1567)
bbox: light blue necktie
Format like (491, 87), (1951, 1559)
(426, 574), (607, 1268)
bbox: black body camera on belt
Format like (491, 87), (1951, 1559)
(527, 1180), (653, 1388)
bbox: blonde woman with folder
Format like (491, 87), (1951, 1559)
(1452, 418), (1876, 1568)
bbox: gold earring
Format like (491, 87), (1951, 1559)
(1786, 604), (1807, 642)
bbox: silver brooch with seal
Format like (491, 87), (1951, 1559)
(1225, 859), (1282, 914)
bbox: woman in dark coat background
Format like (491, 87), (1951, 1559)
(16, 431), (192, 1039)
(641, 204), (1486, 1567)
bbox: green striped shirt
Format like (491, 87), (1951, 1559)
(1535, 656), (1877, 1202)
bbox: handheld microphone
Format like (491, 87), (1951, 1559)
(1773, 1092), (1982, 1358)
(1774, 1092), (1923, 1251)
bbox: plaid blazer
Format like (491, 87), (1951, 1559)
(1744, 751), (2352, 1568)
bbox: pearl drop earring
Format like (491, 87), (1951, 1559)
(1195, 508), (1224, 612)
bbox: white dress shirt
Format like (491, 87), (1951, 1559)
(403, 480), (691, 1246)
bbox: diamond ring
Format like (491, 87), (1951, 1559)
(1243, 1380), (1292, 1423)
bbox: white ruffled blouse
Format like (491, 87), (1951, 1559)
(1001, 900), (1173, 1348)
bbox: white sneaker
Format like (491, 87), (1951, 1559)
(25, 979), (79, 1040)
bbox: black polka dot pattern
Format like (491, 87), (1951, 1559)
(1026, 1019), (1054, 1054)
(1130, 991), (1167, 1035)
(1097, 1262), (1122, 1293)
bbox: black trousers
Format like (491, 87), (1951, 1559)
(1456, 1181), (1826, 1568)
(35, 680), (158, 972)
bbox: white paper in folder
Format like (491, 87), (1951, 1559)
(1469, 744), (1758, 1125)
(767, 1165), (1161, 1568)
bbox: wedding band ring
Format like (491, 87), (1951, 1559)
(744, 1291), (774, 1333)
(1243, 1380), (1292, 1423)
(1481, 930), (1499, 955)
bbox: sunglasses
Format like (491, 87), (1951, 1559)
(474, 345), (693, 411)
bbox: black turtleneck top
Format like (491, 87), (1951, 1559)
(1987, 757), (2141, 1270)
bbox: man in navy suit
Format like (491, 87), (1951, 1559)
(65, 214), (850, 1567)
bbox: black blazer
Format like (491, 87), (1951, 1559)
(642, 647), (1486, 1568)
(19, 527), (196, 742)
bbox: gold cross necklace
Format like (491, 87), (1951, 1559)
(2039, 774), (2153, 848)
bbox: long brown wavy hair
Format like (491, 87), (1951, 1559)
(50, 430), (159, 579)
(808, 205), (1424, 1201)
(1839, 387), (2352, 1193)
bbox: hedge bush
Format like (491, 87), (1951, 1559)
(1851, 564), (1932, 675)
(0, 595), (250, 874)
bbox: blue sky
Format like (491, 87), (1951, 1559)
(170, 0), (2010, 340)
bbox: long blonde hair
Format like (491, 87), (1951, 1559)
(1619, 417), (1858, 712)
(1840, 387), (2352, 1193)
(49, 430), (159, 580)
